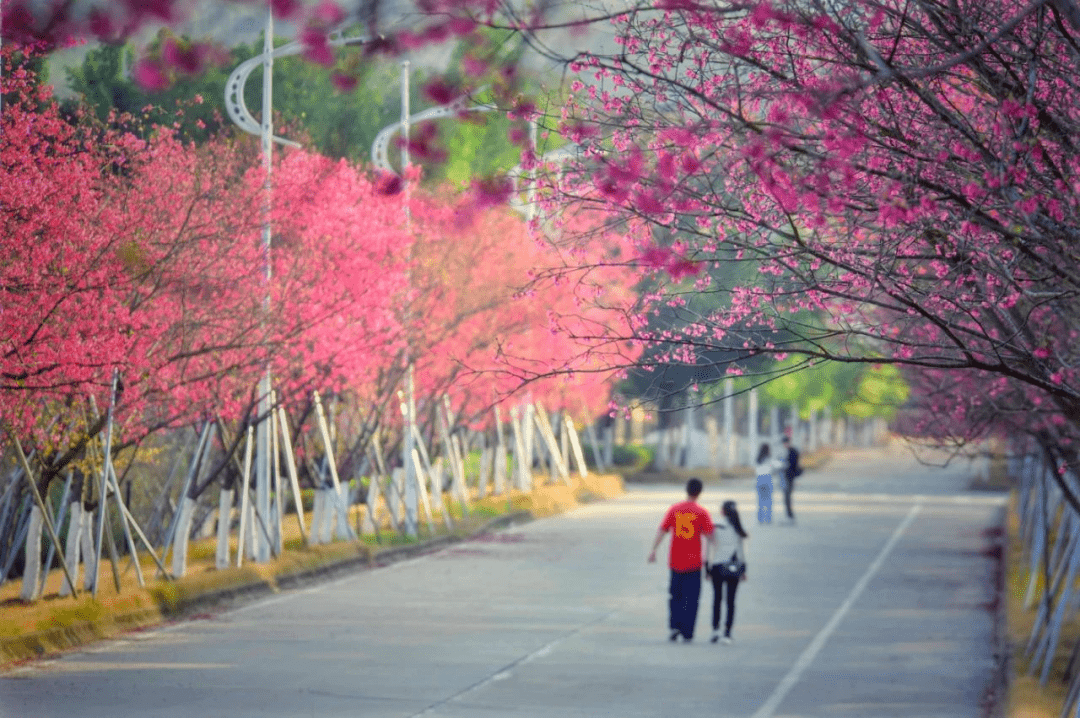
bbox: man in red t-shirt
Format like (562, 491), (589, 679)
(648, 478), (715, 642)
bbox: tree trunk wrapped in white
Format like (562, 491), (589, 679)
(510, 408), (529, 491)
(170, 496), (197, 578)
(389, 468), (405, 529)
(362, 475), (380, 535)
(317, 488), (334, 544)
(333, 486), (351, 540)
(309, 488), (324, 546)
(59, 502), (83, 597)
(215, 488), (233, 569)
(411, 448), (434, 533)
(523, 404), (536, 482)
(244, 499), (257, 560)
(477, 447), (491, 499)
(79, 508), (95, 591)
(449, 434), (469, 514)
(494, 443), (507, 496)
(20, 505), (43, 601)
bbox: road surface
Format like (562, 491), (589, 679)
(0, 443), (1006, 717)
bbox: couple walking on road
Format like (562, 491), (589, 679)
(647, 478), (749, 644)
(756, 436), (802, 525)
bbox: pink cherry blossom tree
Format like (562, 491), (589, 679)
(500, 0), (1080, 488)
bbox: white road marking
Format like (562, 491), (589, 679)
(408, 611), (615, 717)
(750, 503), (922, 718)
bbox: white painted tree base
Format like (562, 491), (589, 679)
(318, 489), (334, 544)
(79, 508), (95, 592)
(310, 489), (325, 545)
(215, 489), (234, 569)
(59, 503), (83, 597)
(493, 444), (507, 496)
(170, 496), (196, 578)
(20, 505), (43, 602)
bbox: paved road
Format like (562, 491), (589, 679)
(1, 443), (1006, 718)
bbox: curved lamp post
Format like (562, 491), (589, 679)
(367, 67), (499, 538)
(223, 10), (368, 561)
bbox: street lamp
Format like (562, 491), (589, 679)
(223, 10), (368, 561)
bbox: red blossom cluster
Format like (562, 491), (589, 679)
(0, 48), (634, 464)
(542, 0), (1080, 465)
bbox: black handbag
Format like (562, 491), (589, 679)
(715, 553), (745, 579)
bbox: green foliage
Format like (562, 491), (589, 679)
(761, 358), (910, 419)
(436, 114), (524, 187)
(62, 31), (539, 185)
(841, 364), (910, 419)
(65, 41), (233, 143)
(582, 443), (653, 471)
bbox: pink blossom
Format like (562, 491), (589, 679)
(132, 59), (169, 91)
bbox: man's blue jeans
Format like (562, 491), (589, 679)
(669, 568), (702, 639)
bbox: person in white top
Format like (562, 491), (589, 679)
(705, 501), (748, 643)
(754, 442), (776, 524)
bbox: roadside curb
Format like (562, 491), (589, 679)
(1, 510), (535, 668)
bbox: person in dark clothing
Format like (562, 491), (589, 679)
(781, 436), (802, 522)
(705, 501), (748, 643)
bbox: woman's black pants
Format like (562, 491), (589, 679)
(709, 566), (740, 635)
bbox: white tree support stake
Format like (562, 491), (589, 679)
(564, 414), (590, 479)
(106, 463), (144, 588)
(364, 443), (393, 536)
(270, 398), (283, 555)
(411, 448), (435, 533)
(276, 406), (307, 543)
(91, 371), (120, 597)
(106, 462), (169, 579)
(313, 391), (354, 541)
(439, 407), (469, 514)
(533, 403), (570, 485)
(412, 425), (451, 530)
(8, 432), (77, 599)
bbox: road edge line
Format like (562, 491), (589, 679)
(750, 503), (922, 718)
